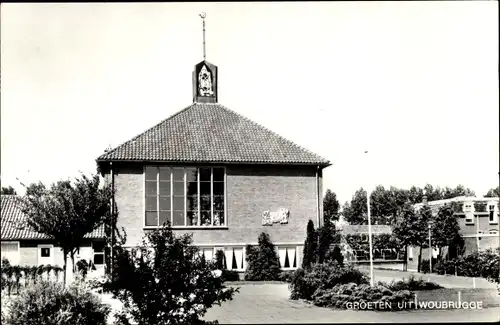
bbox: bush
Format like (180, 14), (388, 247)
(244, 233), (281, 281)
(289, 261), (369, 300)
(109, 224), (238, 325)
(425, 249), (499, 280)
(312, 282), (415, 311)
(3, 279), (110, 325)
(382, 275), (442, 291)
(221, 270), (240, 282)
(278, 270), (295, 283)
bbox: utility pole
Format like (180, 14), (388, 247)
(365, 150), (374, 286)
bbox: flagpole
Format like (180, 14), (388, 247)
(365, 150), (374, 286)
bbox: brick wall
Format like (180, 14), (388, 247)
(112, 164), (322, 247)
(457, 214), (499, 235)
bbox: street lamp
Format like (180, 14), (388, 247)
(428, 220), (433, 273)
(365, 150), (374, 286)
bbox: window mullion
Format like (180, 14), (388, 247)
(184, 169), (187, 227)
(170, 169), (173, 225)
(157, 167), (160, 227)
(197, 168), (201, 226)
(211, 168), (213, 226)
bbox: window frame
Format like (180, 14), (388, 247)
(1, 241), (20, 265)
(143, 166), (227, 229)
(92, 241), (105, 266)
(37, 244), (54, 265)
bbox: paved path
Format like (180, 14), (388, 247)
(203, 283), (500, 324)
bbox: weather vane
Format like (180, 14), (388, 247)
(199, 12), (206, 61)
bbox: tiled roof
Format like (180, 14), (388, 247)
(96, 103), (330, 166)
(1, 195), (105, 241)
(339, 224), (393, 235)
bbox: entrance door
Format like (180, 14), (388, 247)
(38, 245), (54, 265)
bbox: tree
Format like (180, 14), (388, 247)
(431, 205), (463, 260)
(484, 186), (500, 198)
(1, 186), (17, 195)
(315, 223), (336, 264)
(392, 203), (430, 272)
(323, 189), (340, 224)
(341, 188), (367, 225)
(87, 224), (236, 325)
(19, 174), (114, 285)
(441, 184), (475, 199)
(302, 220), (318, 269)
(244, 232), (281, 281)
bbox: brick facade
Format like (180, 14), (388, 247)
(112, 163), (322, 247)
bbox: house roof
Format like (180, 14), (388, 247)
(338, 224), (393, 235)
(96, 103), (330, 166)
(1, 195), (105, 241)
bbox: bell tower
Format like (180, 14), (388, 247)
(193, 13), (218, 103)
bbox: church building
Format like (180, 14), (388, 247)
(96, 15), (330, 272)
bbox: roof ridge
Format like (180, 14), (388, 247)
(213, 103), (330, 164)
(97, 103), (198, 161)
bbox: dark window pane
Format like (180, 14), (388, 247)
(213, 182), (224, 196)
(187, 211), (198, 226)
(159, 182), (171, 196)
(93, 242), (105, 253)
(187, 182), (198, 196)
(213, 196), (224, 211)
(173, 197), (185, 211)
(173, 210), (185, 226)
(159, 197), (170, 210)
(201, 210), (211, 226)
(201, 195), (211, 211)
(186, 168), (198, 182)
(41, 248), (50, 257)
(145, 212), (158, 226)
(159, 168), (171, 182)
(213, 168), (224, 182)
(200, 182), (211, 195)
(145, 167), (157, 181)
(200, 168), (211, 182)
(173, 169), (184, 182)
(146, 197), (157, 211)
(94, 254), (104, 265)
(146, 181), (157, 196)
(214, 211), (224, 226)
(173, 182), (185, 196)
(187, 196), (198, 211)
(159, 211), (170, 227)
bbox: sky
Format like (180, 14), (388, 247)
(1, 2), (498, 205)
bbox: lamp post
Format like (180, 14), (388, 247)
(365, 150), (374, 286)
(428, 220), (433, 273)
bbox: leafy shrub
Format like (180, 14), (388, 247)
(221, 270), (240, 282)
(382, 275), (442, 291)
(108, 224), (238, 325)
(424, 249), (499, 280)
(244, 232), (281, 281)
(3, 279), (110, 325)
(289, 261), (369, 300)
(312, 282), (415, 311)
(278, 270), (295, 283)
(325, 246), (344, 266)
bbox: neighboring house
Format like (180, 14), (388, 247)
(95, 59), (330, 272)
(0, 194), (106, 276)
(407, 196), (500, 271)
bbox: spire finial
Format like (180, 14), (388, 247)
(199, 12), (206, 61)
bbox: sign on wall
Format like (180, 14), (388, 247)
(262, 208), (289, 226)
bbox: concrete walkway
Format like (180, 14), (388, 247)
(203, 283), (500, 324)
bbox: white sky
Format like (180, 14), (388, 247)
(1, 2), (498, 204)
